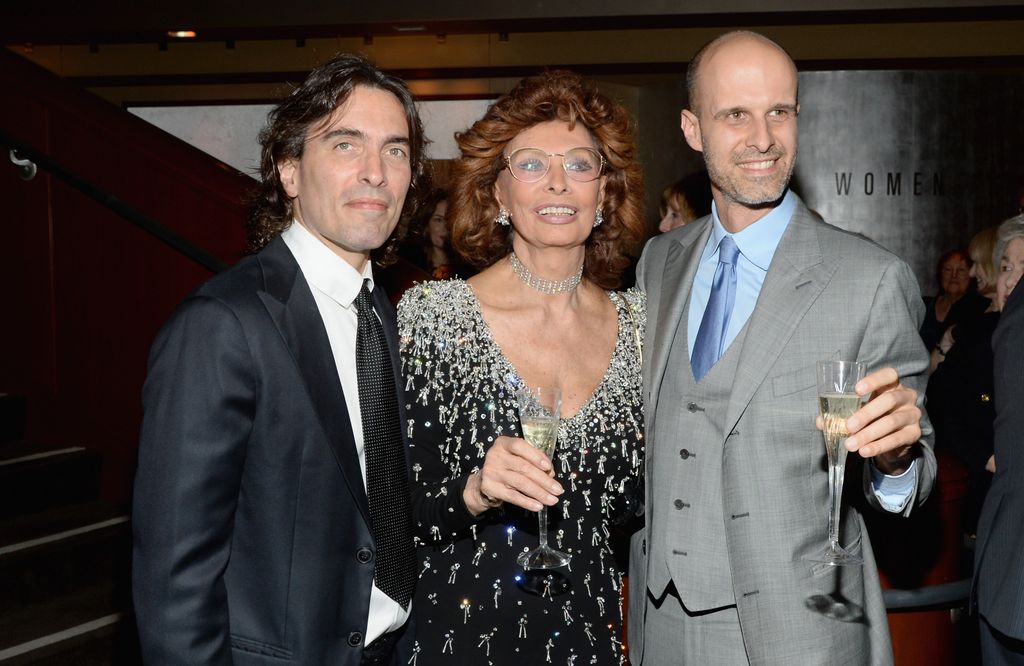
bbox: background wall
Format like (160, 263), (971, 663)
(795, 69), (1024, 294)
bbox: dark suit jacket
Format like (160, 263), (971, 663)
(132, 237), (413, 665)
(975, 283), (1024, 640)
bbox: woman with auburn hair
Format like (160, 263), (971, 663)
(398, 70), (645, 664)
(920, 248), (986, 351)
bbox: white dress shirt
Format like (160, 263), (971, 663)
(282, 222), (410, 644)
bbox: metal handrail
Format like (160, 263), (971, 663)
(883, 578), (972, 612)
(2, 131), (230, 274)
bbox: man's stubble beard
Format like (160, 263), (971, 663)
(701, 138), (796, 209)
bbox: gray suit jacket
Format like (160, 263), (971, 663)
(628, 198), (936, 665)
(974, 281), (1024, 639)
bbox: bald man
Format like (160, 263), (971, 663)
(628, 31), (935, 665)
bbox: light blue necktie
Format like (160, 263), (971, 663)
(692, 236), (740, 382)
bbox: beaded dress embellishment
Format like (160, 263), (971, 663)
(398, 280), (645, 665)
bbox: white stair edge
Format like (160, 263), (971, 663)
(0, 612), (122, 661)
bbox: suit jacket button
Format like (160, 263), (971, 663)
(674, 499), (684, 509)
(687, 402), (699, 412)
(679, 448), (691, 460)
(348, 632), (363, 647)
(356, 547), (373, 564)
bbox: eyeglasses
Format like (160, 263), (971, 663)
(503, 147), (606, 183)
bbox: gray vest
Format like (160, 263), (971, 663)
(647, 294), (748, 612)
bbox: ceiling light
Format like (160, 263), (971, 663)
(167, 30), (197, 39)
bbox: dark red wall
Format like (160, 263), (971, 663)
(1, 50), (251, 502)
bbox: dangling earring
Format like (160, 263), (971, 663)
(495, 208), (511, 227)
(593, 209), (605, 228)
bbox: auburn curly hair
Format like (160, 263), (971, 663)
(449, 70), (644, 289)
(248, 53), (430, 266)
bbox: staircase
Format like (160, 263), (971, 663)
(0, 394), (139, 665)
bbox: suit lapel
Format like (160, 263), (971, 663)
(256, 237), (372, 525)
(724, 202), (836, 431)
(648, 220), (712, 414)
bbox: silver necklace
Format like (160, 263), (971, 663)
(508, 252), (583, 295)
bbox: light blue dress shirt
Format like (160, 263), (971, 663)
(685, 190), (915, 511)
(686, 190), (797, 358)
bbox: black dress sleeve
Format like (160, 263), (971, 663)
(398, 284), (485, 542)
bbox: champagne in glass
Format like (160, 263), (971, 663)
(810, 360), (866, 566)
(515, 385), (571, 570)
(819, 393), (862, 468)
(521, 417), (558, 457)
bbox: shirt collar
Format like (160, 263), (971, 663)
(705, 190), (797, 270)
(281, 220), (373, 309)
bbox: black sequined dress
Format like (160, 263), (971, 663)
(397, 280), (645, 666)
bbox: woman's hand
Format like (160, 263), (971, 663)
(463, 436), (564, 516)
(929, 325), (955, 373)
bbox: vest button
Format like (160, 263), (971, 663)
(674, 499), (685, 509)
(348, 632), (363, 647)
(679, 449), (691, 460)
(356, 547), (373, 564)
(687, 402), (699, 412)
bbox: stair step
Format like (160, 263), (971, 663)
(0, 448), (101, 519)
(0, 512), (130, 620)
(0, 582), (127, 657)
(0, 611), (140, 665)
(0, 501), (126, 551)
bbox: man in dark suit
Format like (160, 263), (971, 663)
(975, 215), (1024, 665)
(132, 54), (429, 665)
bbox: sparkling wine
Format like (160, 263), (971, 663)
(522, 417), (558, 457)
(818, 393), (861, 465)
(515, 385), (570, 569)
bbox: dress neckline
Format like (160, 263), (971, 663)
(455, 279), (628, 426)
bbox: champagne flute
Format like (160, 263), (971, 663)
(515, 385), (571, 570)
(809, 360), (866, 566)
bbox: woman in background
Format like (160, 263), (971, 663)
(969, 226), (1000, 304)
(656, 170), (711, 233)
(927, 226), (1001, 535)
(401, 188), (471, 279)
(920, 248), (986, 351)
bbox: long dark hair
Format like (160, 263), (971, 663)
(248, 53), (430, 265)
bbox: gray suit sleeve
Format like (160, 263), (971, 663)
(857, 258), (936, 516)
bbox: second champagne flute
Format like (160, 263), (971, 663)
(515, 385), (571, 570)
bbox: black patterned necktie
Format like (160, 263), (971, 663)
(355, 280), (415, 610)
